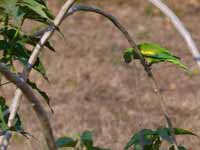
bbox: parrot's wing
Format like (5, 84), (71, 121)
(138, 42), (172, 56)
(147, 53), (188, 70)
(165, 57), (188, 70)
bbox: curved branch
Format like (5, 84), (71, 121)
(0, 63), (56, 150)
(35, 4), (152, 76)
(149, 0), (200, 70)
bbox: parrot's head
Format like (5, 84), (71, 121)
(123, 48), (134, 63)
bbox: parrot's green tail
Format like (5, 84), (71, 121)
(166, 57), (190, 74)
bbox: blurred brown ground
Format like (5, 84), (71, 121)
(1, 0), (200, 149)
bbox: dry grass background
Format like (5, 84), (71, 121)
(0, 0), (200, 149)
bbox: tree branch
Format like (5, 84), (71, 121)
(0, 63), (56, 150)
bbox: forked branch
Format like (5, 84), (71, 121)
(0, 63), (56, 150)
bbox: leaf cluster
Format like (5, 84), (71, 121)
(0, 0), (55, 112)
(56, 131), (109, 150)
(124, 127), (197, 150)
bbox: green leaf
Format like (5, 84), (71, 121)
(0, 97), (6, 106)
(21, 34), (55, 51)
(81, 131), (94, 150)
(56, 137), (78, 148)
(157, 128), (173, 144)
(169, 145), (187, 150)
(34, 0), (46, 6)
(27, 79), (52, 112)
(134, 144), (143, 150)
(124, 129), (157, 150)
(10, 114), (23, 132)
(92, 146), (110, 150)
(8, 28), (19, 39)
(157, 127), (197, 144)
(0, 40), (9, 50)
(20, 0), (53, 22)
(11, 43), (48, 79)
(0, 0), (25, 27)
(20, 6), (50, 24)
(34, 58), (48, 80)
(174, 128), (198, 136)
(0, 96), (8, 131)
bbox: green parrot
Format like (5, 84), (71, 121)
(123, 42), (188, 70)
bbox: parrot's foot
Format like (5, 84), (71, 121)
(147, 63), (153, 70)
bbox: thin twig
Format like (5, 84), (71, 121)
(0, 0), (76, 149)
(149, 77), (179, 150)
(0, 82), (11, 86)
(149, 0), (200, 70)
(0, 63), (56, 150)
(0, 132), (11, 150)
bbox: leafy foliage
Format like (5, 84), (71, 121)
(56, 131), (109, 150)
(56, 137), (78, 148)
(0, 0), (54, 26)
(124, 127), (197, 150)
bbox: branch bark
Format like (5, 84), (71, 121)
(0, 63), (56, 150)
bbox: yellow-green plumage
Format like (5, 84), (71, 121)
(123, 43), (188, 70)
